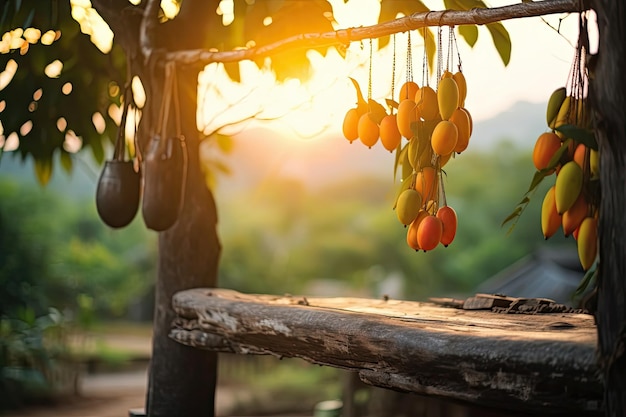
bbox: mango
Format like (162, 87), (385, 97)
(437, 77), (459, 121)
(436, 205), (457, 247)
(357, 113), (379, 148)
(577, 216), (598, 271)
(555, 161), (583, 214)
(396, 189), (423, 225)
(342, 108), (359, 143)
(379, 114), (401, 152)
(417, 215), (443, 251)
(397, 99), (420, 139)
(431, 120), (458, 156)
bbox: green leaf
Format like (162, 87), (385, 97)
(527, 169), (548, 194)
(458, 25), (478, 47)
(59, 151), (73, 174)
(546, 138), (571, 170)
(34, 156), (53, 186)
(393, 171), (416, 209)
(90, 138), (105, 165)
(393, 142), (403, 182)
(486, 22), (511, 66)
(575, 267), (597, 297)
(401, 145), (413, 183)
(378, 0), (429, 48)
(555, 124), (598, 150)
(501, 206), (522, 227)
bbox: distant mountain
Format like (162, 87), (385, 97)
(471, 101), (547, 150)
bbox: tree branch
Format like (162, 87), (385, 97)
(140, 0), (161, 62)
(161, 0), (582, 67)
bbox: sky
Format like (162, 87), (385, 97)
(198, 0), (592, 144)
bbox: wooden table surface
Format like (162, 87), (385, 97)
(171, 288), (603, 414)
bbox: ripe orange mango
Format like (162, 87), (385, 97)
(380, 114), (401, 152)
(449, 108), (471, 154)
(532, 132), (561, 172)
(453, 71), (467, 107)
(407, 210), (428, 251)
(398, 81), (419, 103)
(573, 143), (587, 169)
(416, 86), (439, 121)
(397, 99), (420, 139)
(562, 193), (588, 237)
(357, 113), (379, 148)
(417, 215), (443, 251)
(431, 120), (458, 156)
(342, 108), (359, 143)
(436, 205), (457, 247)
(415, 166), (439, 202)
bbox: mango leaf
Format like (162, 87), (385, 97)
(401, 144), (413, 182)
(368, 99), (388, 124)
(378, 0), (430, 49)
(393, 171), (416, 209)
(59, 151), (73, 174)
(555, 124), (598, 150)
(575, 267), (597, 297)
(527, 169), (549, 194)
(90, 137), (105, 165)
(393, 142), (403, 182)
(501, 192), (535, 234)
(501, 206), (522, 228)
(386, 98), (399, 110)
(458, 25), (478, 47)
(486, 22), (511, 66)
(546, 138), (572, 170)
(348, 77), (368, 115)
(34, 156), (52, 186)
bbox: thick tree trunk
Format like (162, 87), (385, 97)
(145, 64), (221, 417)
(590, 2), (626, 416)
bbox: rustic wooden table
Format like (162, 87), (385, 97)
(171, 288), (603, 414)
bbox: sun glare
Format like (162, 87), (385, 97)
(70, 0), (113, 53)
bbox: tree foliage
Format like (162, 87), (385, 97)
(0, 177), (156, 318)
(0, 0), (125, 185)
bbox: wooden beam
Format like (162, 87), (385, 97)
(171, 288), (603, 414)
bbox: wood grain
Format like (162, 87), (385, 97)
(171, 288), (603, 414)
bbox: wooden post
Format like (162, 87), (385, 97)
(145, 63), (221, 416)
(591, 2), (626, 416)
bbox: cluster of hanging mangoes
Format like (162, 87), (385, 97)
(342, 66), (473, 251)
(533, 87), (599, 271)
